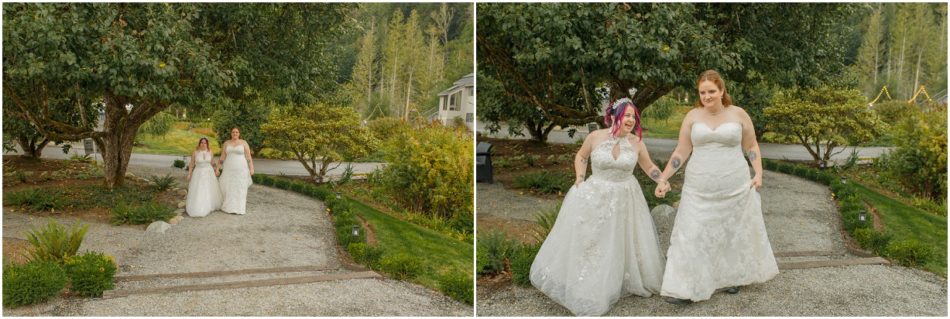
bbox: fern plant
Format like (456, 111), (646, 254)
(25, 219), (88, 264)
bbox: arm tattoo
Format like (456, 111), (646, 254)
(671, 158), (682, 169)
(747, 151), (757, 162)
(649, 168), (661, 181)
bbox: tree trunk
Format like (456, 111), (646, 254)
(913, 45), (922, 98)
(97, 126), (137, 189)
(17, 136), (49, 158)
(318, 159), (331, 184)
(294, 151), (320, 182)
(404, 70), (413, 120)
(897, 34), (906, 97)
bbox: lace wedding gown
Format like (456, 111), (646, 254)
(660, 122), (779, 301)
(530, 136), (665, 316)
(186, 151), (222, 217)
(219, 144), (252, 215)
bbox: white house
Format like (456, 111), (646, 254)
(437, 73), (474, 130)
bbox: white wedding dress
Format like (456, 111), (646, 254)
(186, 150), (222, 217)
(661, 122), (779, 302)
(530, 135), (665, 316)
(219, 144), (252, 215)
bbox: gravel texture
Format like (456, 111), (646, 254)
(476, 182), (559, 222)
(3, 165), (472, 316)
(477, 264), (946, 316)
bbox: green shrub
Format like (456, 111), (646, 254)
(67, 154), (93, 163)
(438, 271), (474, 305)
(64, 252), (116, 297)
(475, 241), (489, 275)
(14, 170), (32, 183)
(26, 219), (88, 264)
(273, 178), (291, 190)
(853, 228), (891, 253)
(871, 100), (915, 124)
(885, 239), (934, 267)
(523, 154), (538, 167)
(531, 204), (560, 243)
(378, 253), (424, 280)
(4, 188), (63, 212)
(513, 171), (572, 194)
(477, 230), (517, 275)
(140, 112), (175, 138)
(333, 209), (365, 248)
(2, 260), (67, 307)
(853, 228), (874, 247)
(378, 122), (472, 232)
(172, 159), (187, 169)
(792, 166), (809, 178)
(110, 201), (175, 225)
(367, 117), (410, 143)
(338, 164), (355, 185)
(148, 174), (178, 192)
(878, 106), (947, 200)
(347, 242), (384, 268)
(75, 165), (104, 180)
(510, 244), (541, 287)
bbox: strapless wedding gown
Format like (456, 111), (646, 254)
(219, 144), (252, 214)
(186, 151), (222, 217)
(530, 136), (664, 316)
(660, 122), (779, 302)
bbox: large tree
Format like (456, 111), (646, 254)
(3, 3), (351, 188)
(3, 3), (229, 188)
(478, 3), (858, 136)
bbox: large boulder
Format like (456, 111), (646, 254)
(650, 204), (677, 253)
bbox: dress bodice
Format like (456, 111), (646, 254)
(589, 136), (638, 182)
(225, 144), (245, 156)
(194, 151), (213, 168)
(690, 122), (743, 150)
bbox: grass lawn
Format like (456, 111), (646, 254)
(134, 122), (385, 162)
(133, 122), (219, 156)
(641, 106), (689, 139)
(852, 183), (947, 276)
(346, 198), (473, 288)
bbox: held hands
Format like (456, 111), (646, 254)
(751, 174), (762, 190)
(655, 180), (671, 198)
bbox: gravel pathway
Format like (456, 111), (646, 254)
(476, 169), (947, 316)
(477, 265), (947, 316)
(3, 165), (472, 316)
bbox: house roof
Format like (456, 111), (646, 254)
(438, 73), (475, 96)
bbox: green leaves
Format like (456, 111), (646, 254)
(764, 86), (886, 165)
(261, 103), (376, 182)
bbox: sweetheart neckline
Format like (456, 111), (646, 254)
(692, 121), (742, 132)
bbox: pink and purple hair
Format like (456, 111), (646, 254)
(604, 98), (643, 140)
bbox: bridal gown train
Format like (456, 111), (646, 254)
(529, 136), (665, 316)
(186, 150), (222, 217)
(660, 121), (779, 302)
(219, 144), (252, 215)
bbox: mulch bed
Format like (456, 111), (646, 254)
(3, 237), (33, 266)
(3, 155), (180, 224)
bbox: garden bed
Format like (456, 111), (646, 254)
(2, 156), (180, 226)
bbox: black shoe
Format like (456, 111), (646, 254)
(664, 297), (693, 305)
(725, 286), (740, 294)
